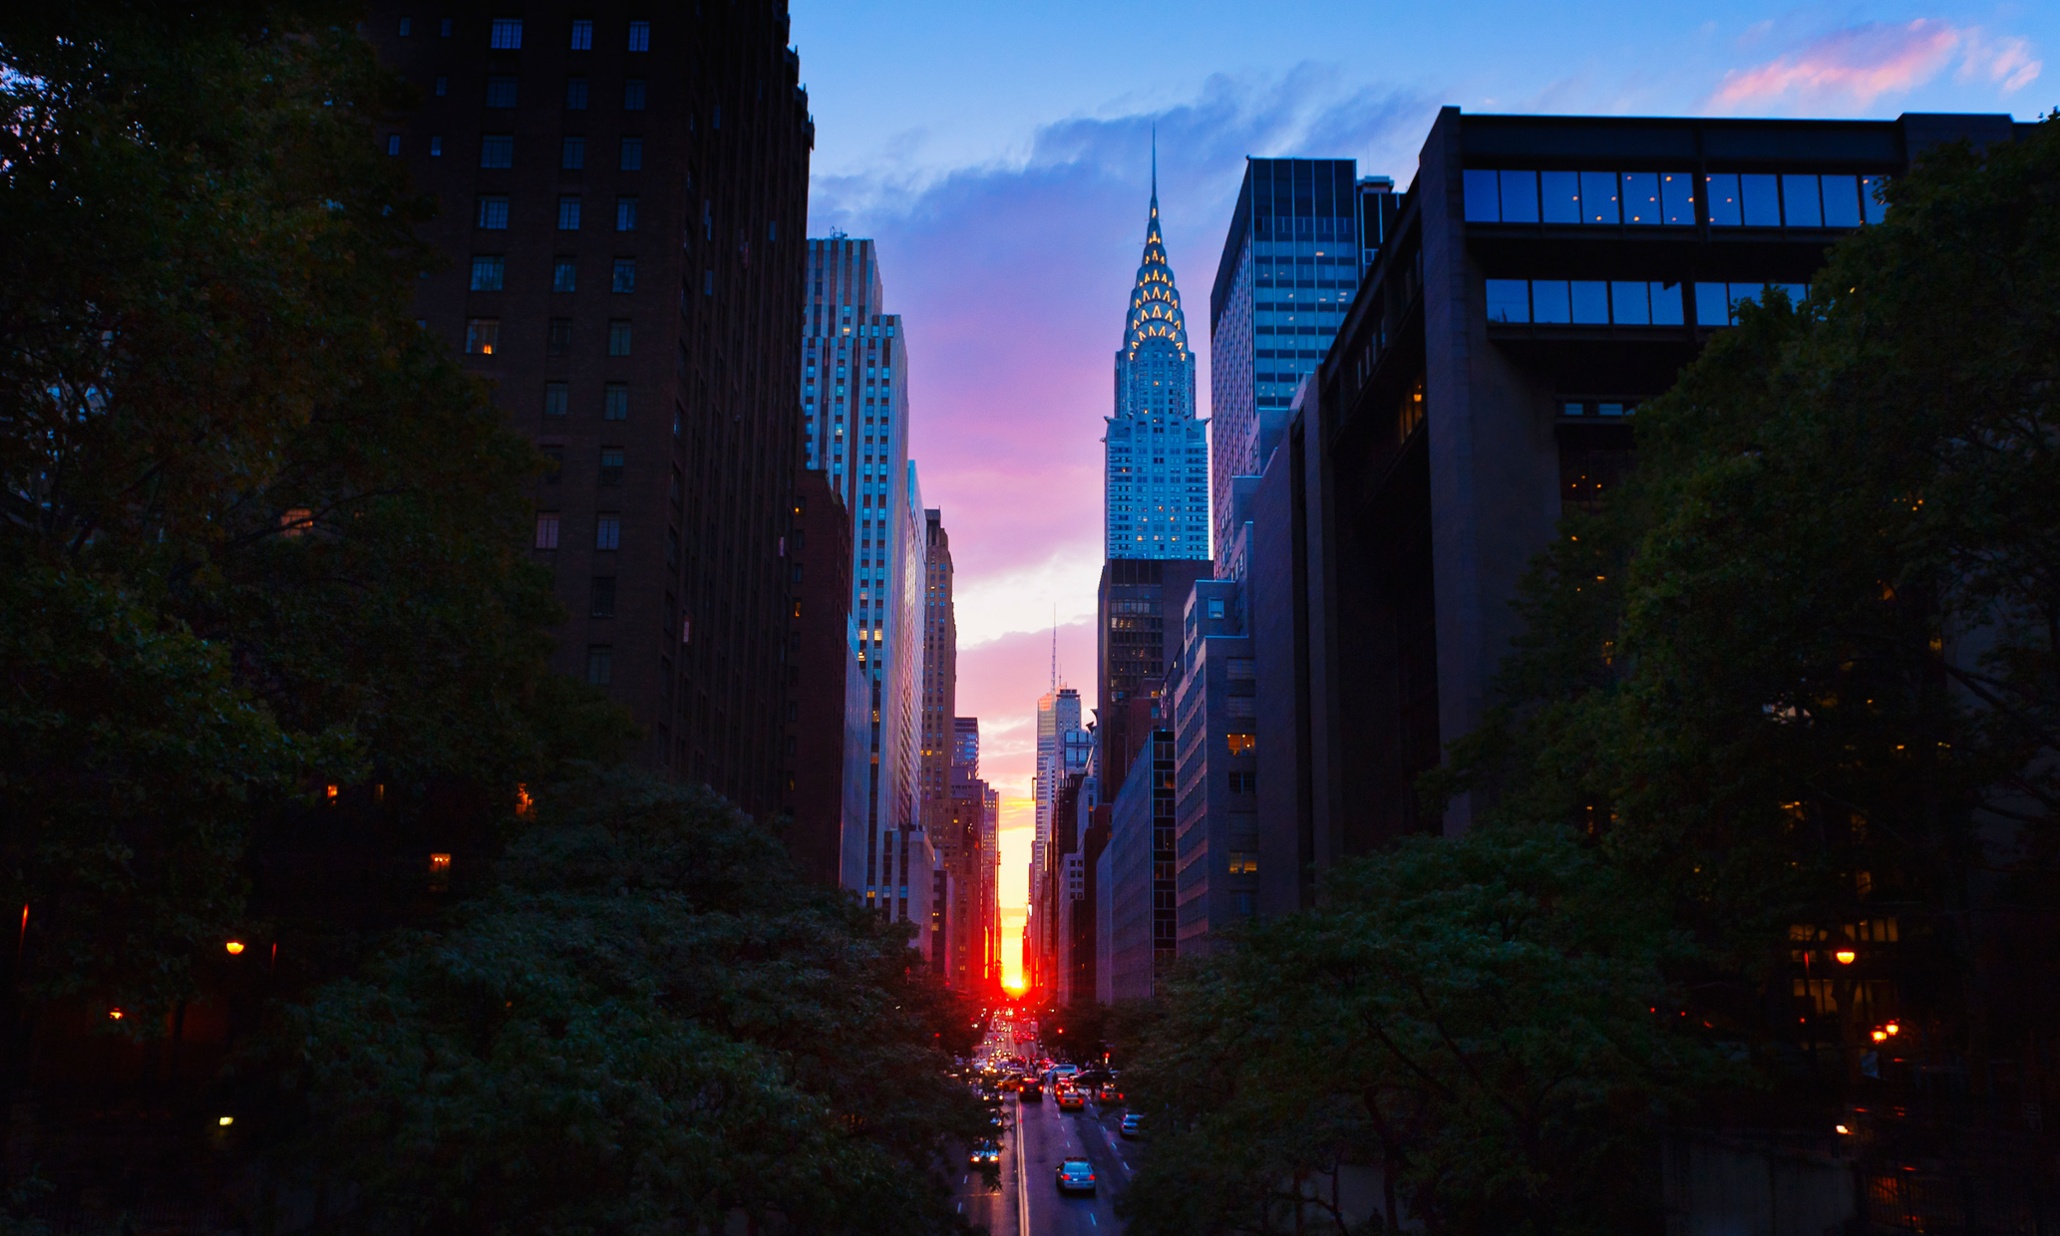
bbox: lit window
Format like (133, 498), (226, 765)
(469, 255), (505, 292)
(464, 318), (500, 355)
(1226, 733), (1256, 755)
(535, 513), (560, 549)
(398, 16), (411, 35)
(552, 258), (576, 292)
(611, 258), (635, 293)
(280, 508), (314, 538)
(570, 19), (592, 50)
(627, 20), (650, 51)
(489, 17), (522, 49)
(476, 195), (510, 229)
(386, 134), (401, 156)
(557, 196), (581, 230)
(598, 448), (624, 486)
(595, 514), (621, 549)
(623, 79), (646, 110)
(615, 196), (638, 231)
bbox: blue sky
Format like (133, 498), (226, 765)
(786, 0), (2055, 969)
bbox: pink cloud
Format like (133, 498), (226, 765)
(1707, 20), (2040, 110)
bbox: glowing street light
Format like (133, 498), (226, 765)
(225, 940), (246, 955)
(1834, 948), (1857, 965)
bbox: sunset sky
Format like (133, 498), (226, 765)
(789, 0), (2055, 988)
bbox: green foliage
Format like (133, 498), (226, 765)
(1118, 828), (1722, 1236)
(277, 774), (990, 1235)
(0, 2), (624, 1018)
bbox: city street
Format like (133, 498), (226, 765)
(1014, 1084), (1131, 1235)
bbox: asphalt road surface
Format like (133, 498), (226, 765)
(1014, 1084), (1132, 1235)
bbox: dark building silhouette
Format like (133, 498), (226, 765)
(782, 469), (855, 885)
(1096, 558), (1210, 795)
(367, 3), (812, 817)
(1250, 108), (2020, 914)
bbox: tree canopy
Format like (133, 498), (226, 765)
(277, 774), (990, 1236)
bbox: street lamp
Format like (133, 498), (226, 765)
(1834, 948), (1857, 965)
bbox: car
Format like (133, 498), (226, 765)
(1120, 1113), (1145, 1140)
(1056, 1089), (1086, 1112)
(1055, 1159), (1097, 1194)
(968, 1140), (1001, 1166)
(1019, 1078), (1043, 1100)
(1097, 1084), (1123, 1104)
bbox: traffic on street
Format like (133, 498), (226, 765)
(956, 1009), (1136, 1236)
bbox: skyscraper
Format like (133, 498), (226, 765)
(1209, 159), (1384, 579)
(369, 3), (812, 814)
(919, 511), (956, 847)
(801, 238), (928, 933)
(1106, 171), (1209, 560)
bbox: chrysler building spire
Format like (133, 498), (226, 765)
(1105, 160), (1208, 561)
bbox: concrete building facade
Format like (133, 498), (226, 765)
(370, 2), (812, 816)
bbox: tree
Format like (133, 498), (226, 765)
(0, 1), (618, 1027)
(1117, 827), (1721, 1236)
(274, 773), (991, 1235)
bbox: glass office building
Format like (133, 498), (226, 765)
(1208, 159), (1394, 578)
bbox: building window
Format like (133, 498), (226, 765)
(611, 258), (635, 293)
(586, 646), (612, 685)
(1206, 598), (1225, 619)
(615, 196), (638, 231)
(623, 79), (646, 110)
(479, 135), (514, 168)
(607, 320), (632, 355)
(547, 318), (572, 355)
(469, 255), (505, 292)
(1694, 282), (1811, 327)
(485, 75), (517, 107)
(618, 138), (643, 171)
(543, 381), (568, 417)
(464, 318), (499, 355)
(564, 76), (588, 110)
(535, 513), (560, 549)
(385, 134), (400, 156)
(439, 17), (451, 36)
(434, 76), (447, 96)
(569, 18), (592, 49)
(398, 16), (411, 35)
(560, 136), (585, 169)
(603, 382), (628, 420)
(594, 514), (621, 550)
(589, 577), (616, 618)
(476, 195), (510, 229)
(489, 17), (522, 48)
(552, 258), (576, 293)
(598, 448), (624, 487)
(1226, 732), (1256, 756)
(627, 20), (650, 51)
(557, 196), (581, 230)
